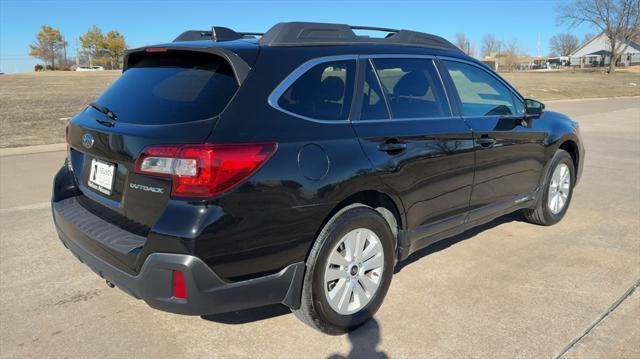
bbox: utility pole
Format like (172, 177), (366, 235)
(496, 42), (501, 72)
(63, 39), (68, 67)
(75, 36), (80, 67)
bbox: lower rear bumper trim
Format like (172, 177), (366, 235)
(55, 225), (305, 315)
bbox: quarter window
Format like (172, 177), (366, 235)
(371, 58), (449, 119)
(277, 60), (355, 121)
(443, 60), (516, 116)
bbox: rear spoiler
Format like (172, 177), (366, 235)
(122, 45), (252, 86)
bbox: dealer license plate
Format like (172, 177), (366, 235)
(88, 158), (115, 195)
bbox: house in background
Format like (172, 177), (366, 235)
(569, 32), (640, 67)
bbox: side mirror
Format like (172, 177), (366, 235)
(525, 99), (545, 117)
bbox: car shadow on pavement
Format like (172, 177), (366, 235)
(328, 319), (388, 359)
(201, 304), (291, 324)
(395, 211), (525, 274)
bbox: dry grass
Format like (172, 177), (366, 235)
(0, 69), (639, 148)
(502, 70), (640, 101)
(0, 71), (119, 148)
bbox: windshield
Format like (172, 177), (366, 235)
(94, 51), (238, 125)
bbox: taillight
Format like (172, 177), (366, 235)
(134, 143), (277, 198)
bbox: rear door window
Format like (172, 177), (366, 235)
(442, 60), (516, 116)
(94, 51), (238, 125)
(277, 60), (356, 121)
(371, 58), (450, 119)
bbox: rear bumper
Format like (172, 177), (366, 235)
(53, 197), (305, 315)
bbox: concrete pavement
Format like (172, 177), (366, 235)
(0, 97), (638, 358)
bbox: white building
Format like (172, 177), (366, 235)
(569, 32), (640, 67)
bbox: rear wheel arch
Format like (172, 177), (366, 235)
(310, 191), (403, 259)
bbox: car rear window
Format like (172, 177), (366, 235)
(93, 51), (238, 125)
(277, 60), (356, 121)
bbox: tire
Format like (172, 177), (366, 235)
(292, 205), (395, 334)
(523, 149), (575, 226)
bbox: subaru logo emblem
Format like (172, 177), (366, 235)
(82, 133), (94, 149)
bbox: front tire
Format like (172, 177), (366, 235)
(292, 206), (395, 334)
(524, 149), (575, 226)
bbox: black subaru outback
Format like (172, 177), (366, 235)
(52, 22), (584, 334)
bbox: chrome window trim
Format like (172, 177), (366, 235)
(267, 54), (359, 124)
(355, 116), (459, 124)
(362, 54), (437, 60)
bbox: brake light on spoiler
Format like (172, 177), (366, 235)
(135, 143), (277, 198)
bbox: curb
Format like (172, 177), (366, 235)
(0, 143), (66, 157)
(545, 95), (640, 103)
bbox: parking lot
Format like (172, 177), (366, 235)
(0, 97), (638, 358)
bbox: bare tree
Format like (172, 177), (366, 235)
(549, 33), (580, 56)
(503, 38), (520, 71)
(558, 0), (640, 73)
(454, 32), (475, 56)
(481, 33), (501, 57)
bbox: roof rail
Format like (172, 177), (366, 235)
(259, 22), (461, 52)
(173, 27), (264, 42)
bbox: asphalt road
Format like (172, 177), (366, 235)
(1, 98), (638, 358)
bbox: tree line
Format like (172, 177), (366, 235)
(453, 0), (638, 73)
(29, 25), (127, 70)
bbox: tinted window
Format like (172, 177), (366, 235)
(443, 60), (516, 116)
(95, 51), (238, 125)
(360, 62), (390, 120)
(372, 58), (449, 119)
(278, 60), (355, 121)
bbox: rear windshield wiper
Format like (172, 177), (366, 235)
(89, 102), (118, 122)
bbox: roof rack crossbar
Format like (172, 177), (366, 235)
(238, 32), (264, 36)
(349, 25), (400, 33)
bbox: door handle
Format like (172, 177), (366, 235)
(476, 136), (496, 147)
(378, 142), (407, 153)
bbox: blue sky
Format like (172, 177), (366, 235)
(1, 0), (593, 73)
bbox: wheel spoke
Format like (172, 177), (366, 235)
(352, 230), (365, 262)
(328, 250), (349, 268)
(360, 240), (379, 262)
(328, 278), (348, 308)
(353, 281), (369, 306)
(362, 253), (383, 272)
(339, 281), (354, 313)
(358, 274), (378, 296)
(325, 267), (346, 282)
